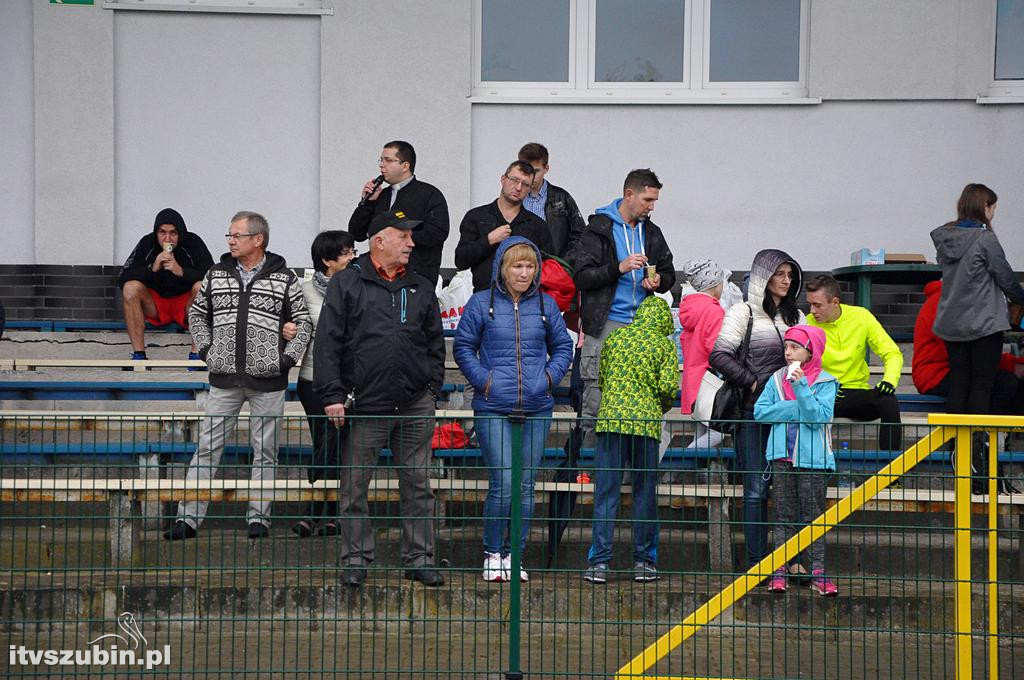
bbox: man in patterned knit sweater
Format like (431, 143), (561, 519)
(165, 211), (312, 541)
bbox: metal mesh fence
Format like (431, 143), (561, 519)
(0, 413), (1021, 678)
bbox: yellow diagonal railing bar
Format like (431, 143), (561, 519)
(614, 426), (953, 680)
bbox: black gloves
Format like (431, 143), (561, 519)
(875, 381), (896, 396)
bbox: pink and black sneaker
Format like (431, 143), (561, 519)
(810, 570), (838, 597)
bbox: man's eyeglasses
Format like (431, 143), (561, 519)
(503, 175), (532, 189)
(225, 233), (258, 241)
(340, 248), (358, 258)
(379, 157), (402, 165)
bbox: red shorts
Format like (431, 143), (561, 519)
(144, 289), (191, 328)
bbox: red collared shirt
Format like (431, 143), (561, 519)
(370, 255), (405, 282)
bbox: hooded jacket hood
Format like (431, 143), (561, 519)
(117, 207), (214, 296)
(634, 294), (674, 337)
(782, 324), (826, 396)
(931, 222), (986, 263)
(679, 291), (721, 331)
(748, 248), (802, 320)
(153, 208), (189, 237)
(595, 199), (628, 227)
(491, 235), (542, 297)
(923, 279), (942, 299)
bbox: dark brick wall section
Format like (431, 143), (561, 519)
(0, 264), (941, 335)
(0, 264), (124, 321)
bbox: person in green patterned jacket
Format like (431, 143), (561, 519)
(584, 295), (678, 584)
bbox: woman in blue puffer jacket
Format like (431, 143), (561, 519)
(454, 236), (573, 582)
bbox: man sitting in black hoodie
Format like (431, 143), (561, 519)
(118, 208), (214, 361)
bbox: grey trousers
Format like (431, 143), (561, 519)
(338, 392), (436, 567)
(178, 385), (286, 529)
(580, 319), (628, 449)
(771, 460), (828, 573)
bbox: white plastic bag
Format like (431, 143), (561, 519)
(437, 270), (474, 330)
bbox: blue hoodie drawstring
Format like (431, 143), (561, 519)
(400, 288), (407, 323)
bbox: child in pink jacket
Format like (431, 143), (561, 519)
(679, 259), (726, 449)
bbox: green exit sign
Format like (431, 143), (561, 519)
(51, 0), (95, 5)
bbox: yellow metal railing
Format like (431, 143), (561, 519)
(616, 414), (1023, 680)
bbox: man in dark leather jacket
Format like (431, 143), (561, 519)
(518, 142), (586, 262)
(572, 169), (676, 448)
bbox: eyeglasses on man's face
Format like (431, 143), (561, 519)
(379, 156), (403, 165)
(225, 233), (258, 242)
(503, 175), (532, 189)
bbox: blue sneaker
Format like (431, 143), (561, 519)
(124, 351), (147, 370)
(187, 351), (205, 372)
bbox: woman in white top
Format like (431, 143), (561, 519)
(293, 230), (357, 537)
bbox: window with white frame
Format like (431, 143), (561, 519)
(987, 0), (1024, 99)
(473, 0), (811, 102)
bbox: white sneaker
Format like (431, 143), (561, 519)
(502, 554), (529, 582)
(483, 552), (509, 582)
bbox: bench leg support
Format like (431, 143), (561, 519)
(109, 491), (141, 568)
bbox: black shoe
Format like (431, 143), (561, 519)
(316, 520), (341, 537)
(163, 521), (196, 541)
(291, 519), (315, 538)
(404, 567), (444, 587)
(341, 567), (367, 587)
(247, 522), (269, 539)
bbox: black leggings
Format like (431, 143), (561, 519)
(944, 332), (1004, 416)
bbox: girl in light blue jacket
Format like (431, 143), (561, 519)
(754, 325), (838, 596)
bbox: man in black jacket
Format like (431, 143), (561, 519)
(118, 208), (214, 360)
(573, 169), (676, 447)
(315, 210), (446, 588)
(454, 160), (554, 293)
(348, 140), (449, 287)
(518, 142), (586, 262)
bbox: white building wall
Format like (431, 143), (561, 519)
(470, 101), (1024, 271)
(33, 1), (114, 264)
(0, 0), (35, 263)
(320, 0), (473, 264)
(810, 0), (995, 99)
(2, 0), (1021, 274)
(113, 11), (321, 265)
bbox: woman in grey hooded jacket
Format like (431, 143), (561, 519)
(710, 248), (805, 569)
(932, 184), (1024, 490)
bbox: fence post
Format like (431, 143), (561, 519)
(506, 409), (525, 680)
(706, 459), (732, 576)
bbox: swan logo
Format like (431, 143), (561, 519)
(88, 612), (147, 649)
(9, 612), (171, 670)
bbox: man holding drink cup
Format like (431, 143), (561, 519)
(118, 208), (213, 362)
(572, 169), (676, 452)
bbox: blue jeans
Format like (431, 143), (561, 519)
(735, 412), (772, 569)
(588, 432), (660, 566)
(475, 410), (552, 556)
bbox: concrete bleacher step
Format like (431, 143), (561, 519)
(3, 568), (1020, 637)
(1, 523), (1018, 580)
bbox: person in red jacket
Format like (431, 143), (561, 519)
(913, 280), (1023, 412)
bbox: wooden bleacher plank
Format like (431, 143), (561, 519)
(14, 358), (205, 371)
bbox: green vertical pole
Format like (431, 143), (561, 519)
(506, 410), (525, 680)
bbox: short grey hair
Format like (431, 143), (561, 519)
(231, 211), (269, 247)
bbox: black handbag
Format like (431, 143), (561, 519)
(709, 305), (754, 435)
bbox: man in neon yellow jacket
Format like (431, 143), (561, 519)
(806, 274), (904, 451)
